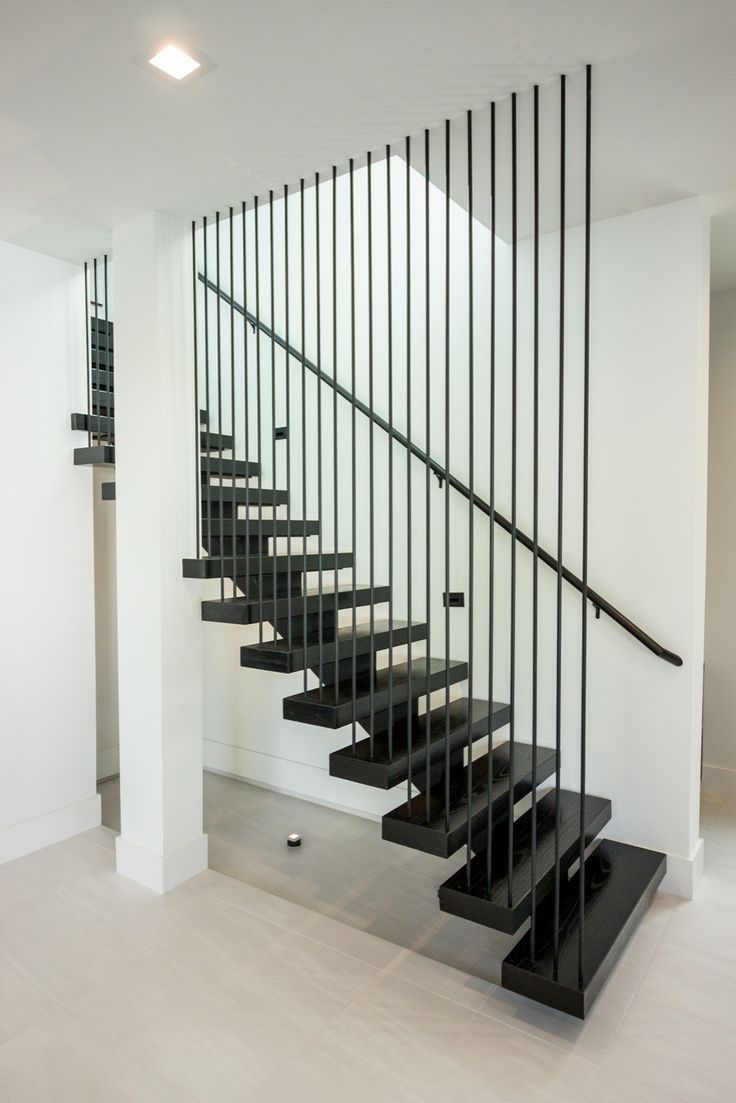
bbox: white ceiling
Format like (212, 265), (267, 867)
(4, 0), (736, 283)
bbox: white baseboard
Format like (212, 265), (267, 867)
(701, 763), (736, 797)
(0, 794), (101, 867)
(96, 745), (120, 782)
(115, 833), (208, 893)
(662, 837), (704, 899)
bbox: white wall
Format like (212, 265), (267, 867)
(197, 184), (708, 894)
(93, 468), (119, 780)
(0, 239), (99, 863)
(703, 288), (736, 795)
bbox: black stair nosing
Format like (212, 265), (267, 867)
(283, 656), (468, 730)
(330, 698), (510, 790)
(202, 583), (390, 626)
(382, 742), (559, 859)
(183, 552), (353, 580)
(200, 457), (259, 479)
(90, 389), (114, 409)
(438, 789), (611, 929)
(501, 839), (666, 1019)
(200, 431), (233, 451)
(241, 619), (428, 673)
(71, 412), (115, 435)
(203, 518), (320, 537)
(200, 485), (288, 507)
(91, 368), (114, 387)
(90, 316), (113, 333)
(74, 445), (115, 466)
(101, 482), (116, 501)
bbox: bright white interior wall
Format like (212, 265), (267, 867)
(703, 288), (736, 795)
(93, 468), (119, 780)
(197, 177), (707, 892)
(0, 239), (100, 863)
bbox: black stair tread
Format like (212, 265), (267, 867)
(502, 839), (666, 1018)
(438, 789), (611, 928)
(90, 389), (114, 409)
(200, 457), (259, 479)
(183, 552), (353, 579)
(101, 482), (116, 501)
(202, 583), (390, 625)
(283, 656), (468, 730)
(241, 619), (428, 673)
(74, 445), (115, 466)
(90, 317), (113, 332)
(201, 485), (288, 506)
(91, 368), (113, 388)
(204, 518), (320, 537)
(330, 698), (511, 790)
(382, 742), (559, 859)
(71, 412), (114, 435)
(200, 430), (233, 450)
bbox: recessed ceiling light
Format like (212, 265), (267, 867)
(149, 43), (201, 81)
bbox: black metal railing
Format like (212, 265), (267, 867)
(82, 254), (113, 446)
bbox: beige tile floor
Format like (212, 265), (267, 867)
(0, 784), (730, 1101)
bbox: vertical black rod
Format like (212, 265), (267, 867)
(332, 167), (340, 714)
(349, 158), (357, 748)
(243, 202), (251, 614)
(424, 128), (432, 823)
(465, 109), (474, 882)
(203, 218), (212, 557)
(579, 62), (593, 988)
(386, 146), (395, 759)
(284, 188), (292, 649)
(192, 224), (201, 558)
(368, 152), (376, 745)
(316, 173), (324, 696)
(406, 134), (413, 813)
(255, 196), (264, 641)
(443, 118), (451, 832)
(84, 262), (91, 448)
(486, 103), (497, 893)
(530, 85), (540, 958)
(507, 94), (518, 909)
(93, 259), (99, 443)
(301, 180), (308, 691)
(216, 213), (225, 602)
(230, 208), (237, 600)
(553, 74), (567, 978)
(104, 255), (109, 445)
(269, 191), (278, 635)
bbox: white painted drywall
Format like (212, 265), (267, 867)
(0, 239), (100, 863)
(703, 289), (736, 795)
(198, 180), (708, 894)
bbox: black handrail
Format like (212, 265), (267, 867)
(197, 271), (683, 667)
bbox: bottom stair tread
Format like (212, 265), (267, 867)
(502, 838), (666, 1018)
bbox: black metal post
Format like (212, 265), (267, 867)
(530, 84), (540, 959)
(204, 218), (212, 556)
(216, 212), (225, 602)
(270, 191), (278, 634)
(230, 208), (237, 600)
(350, 158), (358, 748)
(316, 173), (324, 696)
(406, 134), (413, 813)
(300, 179), (308, 689)
(444, 118), (451, 832)
(507, 94), (518, 909)
(424, 128), (432, 823)
(387, 145), (395, 759)
(368, 151), (376, 742)
(255, 196), (264, 640)
(284, 187), (292, 649)
(466, 109), (474, 882)
(192, 224), (201, 558)
(486, 101), (497, 894)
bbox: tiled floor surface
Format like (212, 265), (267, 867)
(0, 780), (731, 1101)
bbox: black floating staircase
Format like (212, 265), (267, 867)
(181, 426), (666, 1020)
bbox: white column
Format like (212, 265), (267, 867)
(113, 211), (206, 892)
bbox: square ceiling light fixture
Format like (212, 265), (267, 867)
(149, 42), (200, 80)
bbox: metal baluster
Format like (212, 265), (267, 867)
(93, 259), (99, 444)
(204, 218), (212, 557)
(507, 94), (518, 909)
(316, 173), (324, 697)
(284, 188), (292, 650)
(579, 62), (593, 990)
(192, 224), (201, 558)
(350, 159), (357, 748)
(84, 262), (91, 448)
(332, 167), (340, 714)
(270, 191), (278, 636)
(243, 203), (251, 616)
(444, 118), (451, 833)
(368, 151), (376, 746)
(486, 102), (497, 895)
(466, 109), (474, 882)
(387, 146), (394, 760)
(255, 196), (264, 641)
(104, 255), (110, 446)
(230, 208), (237, 600)
(530, 85), (540, 958)
(424, 128), (432, 823)
(553, 74), (567, 979)
(216, 213), (225, 602)
(301, 179), (308, 691)
(406, 134), (413, 814)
